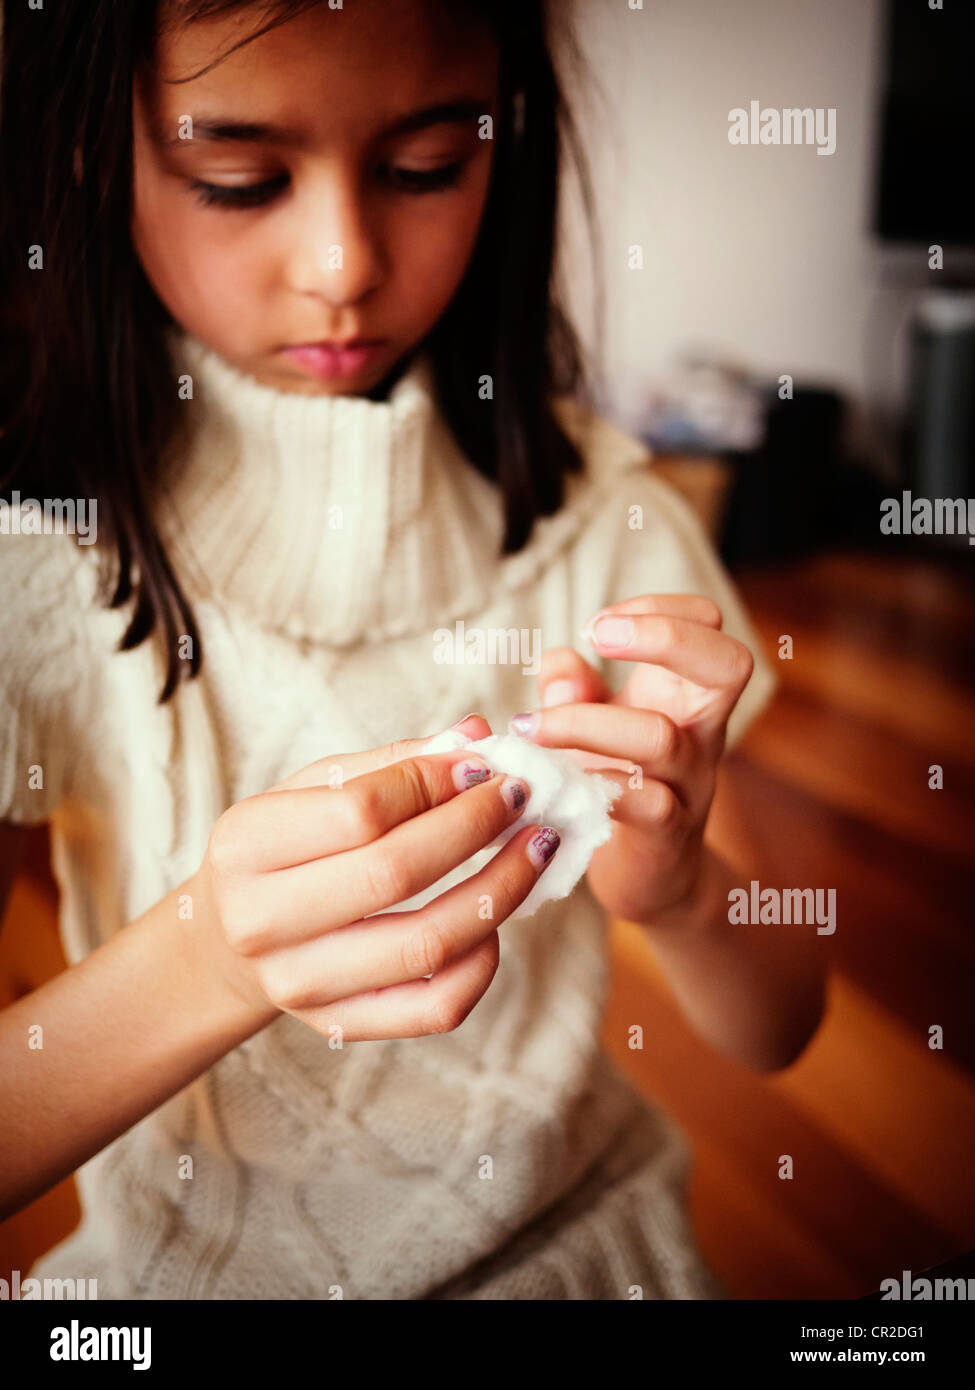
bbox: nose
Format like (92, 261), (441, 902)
(285, 167), (384, 308)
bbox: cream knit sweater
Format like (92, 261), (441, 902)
(4, 329), (775, 1299)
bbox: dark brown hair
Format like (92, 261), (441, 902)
(0, 0), (604, 700)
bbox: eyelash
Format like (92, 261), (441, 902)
(189, 160), (465, 209)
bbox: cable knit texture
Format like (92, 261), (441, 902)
(3, 327), (775, 1299)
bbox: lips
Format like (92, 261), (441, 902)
(281, 339), (387, 381)
(300, 338), (382, 349)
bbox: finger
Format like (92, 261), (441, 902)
(271, 713), (493, 792)
(582, 594), (724, 644)
(537, 645), (614, 709)
(444, 713), (494, 740)
(582, 768), (683, 832)
(225, 769), (535, 950)
(509, 702), (688, 790)
(290, 931), (502, 1043)
(250, 822), (559, 1011)
(215, 749), (506, 874)
(588, 614), (753, 705)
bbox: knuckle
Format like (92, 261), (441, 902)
(697, 596), (724, 628)
(727, 640), (754, 686)
(401, 920), (450, 978)
(252, 958), (291, 1008)
(489, 856), (531, 916)
(279, 980), (320, 1013)
(468, 787), (508, 842)
(223, 898), (272, 956)
(383, 737), (419, 765)
(475, 933), (501, 985)
(363, 842), (411, 907)
(254, 960), (316, 1013)
(648, 712), (679, 763)
(393, 755), (436, 813)
(422, 939), (498, 1034)
(654, 615), (681, 650)
(648, 784), (681, 827)
(340, 787), (387, 845)
(206, 810), (243, 877)
(424, 990), (468, 1035)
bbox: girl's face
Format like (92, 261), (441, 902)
(132, 0), (499, 395)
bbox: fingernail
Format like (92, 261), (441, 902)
(451, 757), (492, 791)
(526, 826), (560, 869)
(500, 776), (529, 814)
(450, 712), (480, 731)
(509, 711), (540, 737)
(542, 680), (576, 708)
(593, 615), (634, 648)
(582, 608), (611, 642)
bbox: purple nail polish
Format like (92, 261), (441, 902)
(452, 759), (491, 791)
(500, 776), (529, 813)
(509, 711), (540, 737)
(527, 827), (560, 869)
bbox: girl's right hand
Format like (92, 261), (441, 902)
(189, 722), (560, 1042)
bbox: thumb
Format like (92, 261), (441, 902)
(537, 646), (613, 708)
(272, 713), (494, 791)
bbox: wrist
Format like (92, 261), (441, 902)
(639, 843), (731, 939)
(176, 868), (280, 1039)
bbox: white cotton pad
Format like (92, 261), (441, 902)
(399, 729), (624, 920)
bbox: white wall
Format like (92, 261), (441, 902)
(558, 0), (934, 471)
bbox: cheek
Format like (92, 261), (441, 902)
(392, 176), (491, 322)
(132, 177), (269, 336)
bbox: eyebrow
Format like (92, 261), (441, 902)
(158, 98), (489, 147)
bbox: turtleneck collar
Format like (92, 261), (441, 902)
(154, 327), (648, 647)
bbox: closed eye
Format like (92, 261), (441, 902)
(189, 173), (290, 208)
(188, 160), (466, 210)
(379, 160), (466, 193)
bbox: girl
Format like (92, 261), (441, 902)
(0, 0), (825, 1299)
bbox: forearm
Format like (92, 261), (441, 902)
(0, 873), (277, 1219)
(637, 845), (828, 1073)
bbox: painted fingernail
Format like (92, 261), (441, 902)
(452, 757), (492, 791)
(526, 827), (560, 869)
(593, 615), (634, 648)
(509, 711), (540, 737)
(542, 680), (576, 707)
(500, 776), (529, 814)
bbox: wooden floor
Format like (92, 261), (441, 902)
(2, 547), (973, 1298)
(602, 547), (975, 1298)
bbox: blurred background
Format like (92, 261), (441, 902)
(2, 0), (973, 1297)
(564, 0), (975, 1298)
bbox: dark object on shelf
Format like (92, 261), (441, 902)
(719, 387), (886, 565)
(903, 292), (975, 512)
(874, 0), (975, 246)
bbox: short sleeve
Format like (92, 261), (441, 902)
(0, 530), (94, 824)
(574, 462), (777, 750)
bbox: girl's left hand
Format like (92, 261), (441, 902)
(509, 594), (755, 927)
